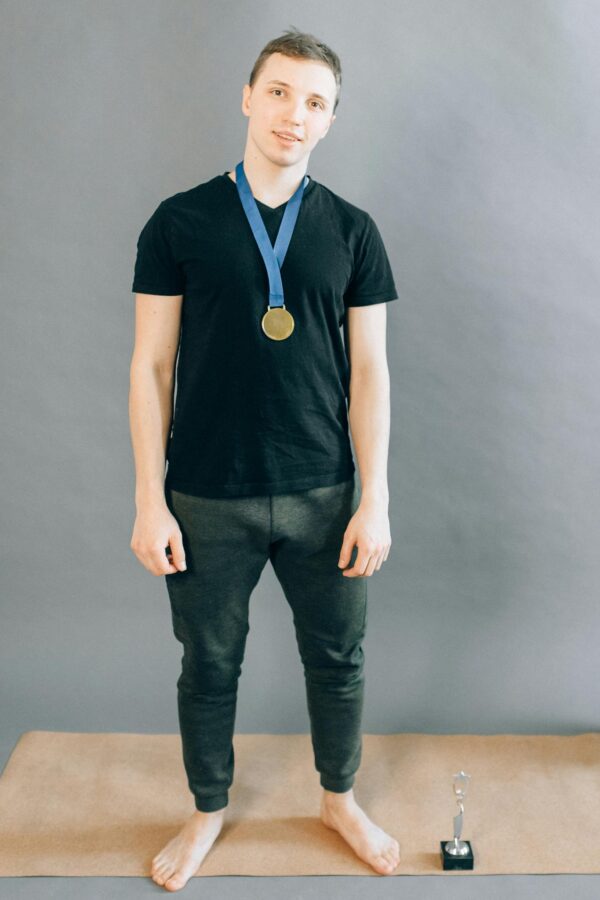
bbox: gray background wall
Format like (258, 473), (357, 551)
(3, 0), (599, 788)
(4, 2), (600, 898)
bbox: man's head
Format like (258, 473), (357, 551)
(241, 27), (341, 168)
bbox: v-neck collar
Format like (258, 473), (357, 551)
(222, 170), (314, 212)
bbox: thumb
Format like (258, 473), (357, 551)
(338, 533), (354, 568)
(168, 530), (187, 571)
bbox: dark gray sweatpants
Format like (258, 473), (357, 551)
(164, 475), (368, 813)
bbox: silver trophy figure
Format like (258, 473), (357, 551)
(440, 770), (474, 869)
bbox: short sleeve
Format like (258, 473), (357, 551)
(131, 201), (185, 295)
(344, 213), (398, 307)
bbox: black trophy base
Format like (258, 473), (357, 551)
(440, 839), (474, 870)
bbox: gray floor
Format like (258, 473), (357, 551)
(2, 875), (600, 899)
(2, 733), (599, 900)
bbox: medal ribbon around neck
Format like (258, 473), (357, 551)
(234, 160), (309, 340)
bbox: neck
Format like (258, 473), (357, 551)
(227, 145), (308, 205)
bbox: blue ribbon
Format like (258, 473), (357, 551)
(234, 160), (309, 309)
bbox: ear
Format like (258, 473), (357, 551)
(321, 114), (336, 138)
(241, 84), (251, 116)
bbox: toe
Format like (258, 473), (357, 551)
(386, 839), (400, 859)
(373, 853), (394, 874)
(165, 873), (186, 891)
(385, 850), (399, 869)
(154, 863), (174, 885)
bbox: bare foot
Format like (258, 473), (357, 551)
(150, 807), (226, 891)
(320, 788), (400, 875)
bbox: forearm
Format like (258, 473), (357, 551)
(347, 365), (391, 505)
(129, 362), (174, 510)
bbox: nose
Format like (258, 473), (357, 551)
(283, 98), (305, 127)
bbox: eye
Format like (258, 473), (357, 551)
(270, 89), (323, 110)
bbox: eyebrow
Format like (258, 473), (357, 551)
(265, 80), (330, 106)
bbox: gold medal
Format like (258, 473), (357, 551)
(261, 306), (295, 340)
(233, 161), (309, 341)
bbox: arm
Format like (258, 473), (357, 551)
(338, 303), (392, 576)
(128, 292), (187, 575)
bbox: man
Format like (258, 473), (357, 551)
(129, 27), (400, 891)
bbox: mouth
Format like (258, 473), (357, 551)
(274, 131), (302, 143)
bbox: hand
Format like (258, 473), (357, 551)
(130, 500), (187, 576)
(338, 497), (391, 577)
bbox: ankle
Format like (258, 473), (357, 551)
(193, 806), (226, 819)
(322, 787), (355, 806)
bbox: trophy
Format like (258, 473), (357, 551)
(440, 770), (474, 870)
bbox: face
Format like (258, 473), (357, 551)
(241, 52), (337, 166)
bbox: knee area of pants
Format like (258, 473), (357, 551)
(178, 658), (243, 692)
(299, 641), (365, 671)
(303, 658), (365, 686)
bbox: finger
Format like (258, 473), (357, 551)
(163, 549), (179, 575)
(151, 545), (176, 576)
(364, 550), (382, 577)
(144, 551), (177, 577)
(167, 533), (187, 571)
(376, 545), (390, 570)
(133, 544), (177, 577)
(343, 547), (374, 577)
(338, 534), (356, 569)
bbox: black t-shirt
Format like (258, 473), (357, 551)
(131, 171), (398, 498)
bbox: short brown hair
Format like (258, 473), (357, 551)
(248, 26), (342, 113)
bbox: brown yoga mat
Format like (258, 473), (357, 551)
(1, 730), (599, 877)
